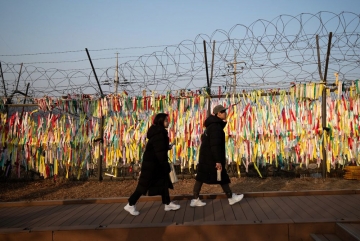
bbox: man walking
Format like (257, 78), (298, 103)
(190, 105), (243, 207)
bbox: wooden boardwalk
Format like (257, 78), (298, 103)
(1, 191), (360, 241)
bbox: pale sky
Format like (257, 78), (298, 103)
(0, 1), (359, 96)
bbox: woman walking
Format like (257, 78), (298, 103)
(190, 105), (243, 207)
(124, 113), (180, 216)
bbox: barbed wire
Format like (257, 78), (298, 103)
(0, 11), (359, 101)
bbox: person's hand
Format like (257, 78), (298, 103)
(215, 163), (222, 170)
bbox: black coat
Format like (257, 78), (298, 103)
(137, 125), (173, 196)
(196, 115), (231, 185)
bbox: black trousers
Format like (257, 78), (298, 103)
(193, 180), (232, 199)
(128, 187), (171, 206)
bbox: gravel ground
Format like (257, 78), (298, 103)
(1, 177), (359, 202)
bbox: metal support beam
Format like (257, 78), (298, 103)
(203, 40), (211, 117)
(316, 35), (324, 81)
(0, 62), (7, 97)
(85, 48), (104, 181)
(15, 63), (23, 92)
(321, 32), (333, 179)
(210, 41), (215, 87)
(19, 83), (30, 120)
(85, 48), (104, 97)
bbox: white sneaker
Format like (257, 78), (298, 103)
(190, 198), (206, 207)
(124, 203), (140, 216)
(164, 202), (181, 211)
(228, 193), (244, 205)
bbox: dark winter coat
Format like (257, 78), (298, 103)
(196, 115), (231, 185)
(137, 125), (173, 196)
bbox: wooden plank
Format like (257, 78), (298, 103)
(320, 195), (359, 218)
(286, 196), (318, 218)
(0, 207), (14, 217)
(316, 195), (359, 218)
(0, 206), (33, 216)
(99, 203), (124, 226)
(58, 204), (93, 226)
(193, 200), (205, 223)
(62, 204), (104, 226)
(254, 197), (278, 220)
(306, 196), (344, 218)
(0, 207), (34, 227)
(294, 196), (330, 219)
(183, 200), (195, 223)
(26, 205), (68, 227)
(270, 197), (303, 220)
(0, 206), (38, 228)
(230, 201), (247, 221)
(303, 196), (336, 218)
(121, 201), (146, 224)
(172, 200), (187, 224)
(327, 195), (360, 214)
(299, 196), (335, 219)
(51, 204), (90, 227)
(4, 206), (50, 228)
(349, 194), (360, 202)
(279, 196), (313, 219)
(349, 223), (360, 234)
(220, 198), (236, 221)
(0, 207), (27, 219)
(212, 199), (225, 221)
(204, 199), (215, 222)
(132, 201), (154, 224)
(71, 203), (106, 226)
(151, 202), (167, 223)
(263, 197), (290, 219)
(39, 205), (82, 227)
(240, 198), (258, 220)
(107, 203), (129, 225)
(79, 203), (114, 225)
(311, 234), (331, 241)
(343, 223), (360, 238)
(246, 197), (268, 220)
(323, 234), (343, 241)
(162, 202), (179, 223)
(90, 203), (119, 225)
(331, 195), (360, 213)
(141, 201), (161, 223)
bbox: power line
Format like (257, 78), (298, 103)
(0, 43), (202, 57)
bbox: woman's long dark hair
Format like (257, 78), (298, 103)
(153, 113), (168, 127)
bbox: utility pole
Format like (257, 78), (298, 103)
(225, 49), (245, 94)
(233, 49), (237, 94)
(115, 52), (119, 94)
